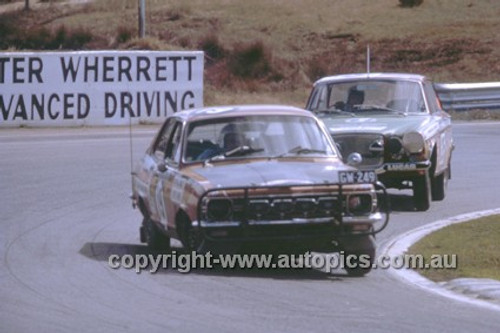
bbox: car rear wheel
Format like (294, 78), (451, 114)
(142, 217), (171, 252)
(413, 172), (431, 211)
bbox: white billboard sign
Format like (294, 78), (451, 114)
(0, 50), (204, 127)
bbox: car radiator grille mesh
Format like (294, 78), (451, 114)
(333, 133), (384, 169)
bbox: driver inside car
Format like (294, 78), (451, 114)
(196, 124), (246, 160)
(333, 87), (365, 112)
(344, 88), (365, 111)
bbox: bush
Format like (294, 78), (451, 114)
(62, 27), (93, 49)
(198, 34), (226, 65)
(121, 37), (166, 50)
(44, 25), (92, 49)
(17, 27), (53, 49)
(0, 17), (20, 49)
(115, 26), (134, 44)
(166, 3), (192, 21)
(399, 0), (424, 7)
(0, 20), (92, 50)
(307, 55), (331, 82)
(228, 40), (273, 79)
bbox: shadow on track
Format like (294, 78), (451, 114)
(386, 193), (422, 212)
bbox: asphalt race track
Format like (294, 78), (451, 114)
(1, 122), (500, 333)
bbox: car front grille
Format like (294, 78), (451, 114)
(200, 183), (375, 226)
(332, 133), (384, 169)
(231, 195), (341, 222)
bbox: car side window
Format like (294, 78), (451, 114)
(153, 119), (183, 163)
(308, 85), (328, 111)
(153, 119), (174, 160)
(165, 122), (182, 164)
(307, 87), (321, 110)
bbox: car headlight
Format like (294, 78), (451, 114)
(387, 136), (403, 155)
(207, 198), (232, 221)
(318, 197), (338, 214)
(295, 198), (317, 217)
(402, 132), (425, 154)
(249, 199), (271, 219)
(347, 194), (372, 214)
(271, 198), (293, 217)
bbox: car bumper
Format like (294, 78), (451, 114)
(193, 213), (383, 244)
(375, 160), (431, 174)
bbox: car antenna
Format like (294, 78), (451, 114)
(128, 109), (135, 203)
(366, 44), (371, 77)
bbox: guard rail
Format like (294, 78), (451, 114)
(434, 82), (500, 112)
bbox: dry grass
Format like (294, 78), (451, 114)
(448, 109), (500, 121)
(2, 0), (500, 107)
(408, 215), (500, 282)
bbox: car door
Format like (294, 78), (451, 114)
(149, 118), (183, 228)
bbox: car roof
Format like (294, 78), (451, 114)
(313, 72), (427, 86)
(173, 104), (313, 122)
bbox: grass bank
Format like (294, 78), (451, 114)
(408, 214), (500, 282)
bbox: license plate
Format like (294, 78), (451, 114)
(339, 170), (377, 184)
(384, 163), (418, 171)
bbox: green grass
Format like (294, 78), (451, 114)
(408, 215), (500, 282)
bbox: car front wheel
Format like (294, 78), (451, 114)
(413, 172), (431, 211)
(342, 235), (376, 277)
(142, 217), (171, 252)
(178, 214), (209, 253)
(431, 166), (449, 201)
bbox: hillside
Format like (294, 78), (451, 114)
(1, 0), (500, 107)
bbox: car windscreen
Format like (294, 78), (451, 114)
(309, 80), (426, 114)
(183, 115), (337, 163)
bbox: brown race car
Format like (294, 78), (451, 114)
(131, 104), (389, 276)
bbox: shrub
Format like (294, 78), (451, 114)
(307, 55), (331, 82)
(166, 3), (192, 21)
(18, 27), (53, 49)
(63, 27), (92, 49)
(116, 26), (134, 44)
(121, 37), (172, 51)
(399, 0), (424, 8)
(0, 22), (92, 50)
(228, 40), (273, 79)
(198, 34), (226, 65)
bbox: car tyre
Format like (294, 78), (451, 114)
(343, 235), (375, 277)
(178, 215), (209, 254)
(431, 167), (448, 201)
(185, 227), (207, 253)
(143, 217), (171, 252)
(413, 172), (431, 211)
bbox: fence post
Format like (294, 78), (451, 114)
(138, 0), (146, 38)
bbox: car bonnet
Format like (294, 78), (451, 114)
(320, 114), (435, 137)
(186, 159), (351, 189)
